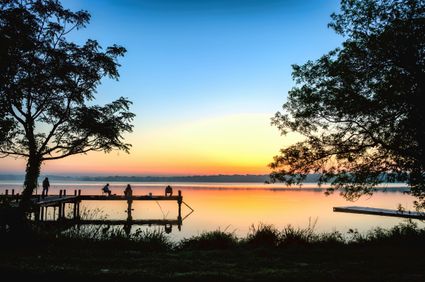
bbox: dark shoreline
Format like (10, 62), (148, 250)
(2, 240), (424, 282)
(1, 223), (425, 281)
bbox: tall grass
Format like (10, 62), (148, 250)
(348, 220), (425, 247)
(2, 205), (425, 251)
(178, 227), (238, 250)
(245, 223), (281, 247)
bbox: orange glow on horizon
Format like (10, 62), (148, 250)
(0, 114), (302, 176)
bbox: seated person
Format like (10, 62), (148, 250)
(102, 183), (112, 196)
(165, 185), (173, 196)
(124, 184), (133, 197)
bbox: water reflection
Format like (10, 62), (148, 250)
(0, 182), (422, 241)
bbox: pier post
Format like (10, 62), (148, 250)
(5, 189), (8, 195)
(35, 207), (40, 221)
(40, 207), (45, 221)
(11, 189), (14, 195)
(58, 204), (61, 219)
(59, 190), (63, 198)
(77, 190), (81, 219)
(72, 190), (78, 220)
(177, 190), (182, 221)
(126, 199), (133, 221)
(73, 201), (77, 220)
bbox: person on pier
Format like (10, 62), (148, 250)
(124, 184), (133, 197)
(102, 183), (112, 196)
(42, 177), (50, 198)
(165, 185), (173, 197)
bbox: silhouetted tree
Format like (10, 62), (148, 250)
(0, 0), (135, 211)
(270, 0), (425, 207)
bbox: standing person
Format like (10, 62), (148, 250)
(124, 184), (133, 197)
(42, 177), (50, 198)
(102, 183), (112, 196)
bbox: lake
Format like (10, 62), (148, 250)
(0, 181), (422, 241)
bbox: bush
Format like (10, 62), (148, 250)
(179, 229), (238, 250)
(245, 223), (281, 248)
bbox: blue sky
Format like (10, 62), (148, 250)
(65, 0), (342, 126)
(2, 0), (344, 175)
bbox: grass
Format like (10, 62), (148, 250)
(178, 228), (238, 250)
(1, 217), (425, 281)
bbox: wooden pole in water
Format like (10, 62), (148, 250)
(77, 190), (81, 219)
(177, 190), (182, 222)
(73, 190), (77, 219)
(34, 206), (40, 222)
(58, 202), (63, 220)
(40, 206), (44, 221)
(5, 189), (8, 195)
(73, 201), (77, 219)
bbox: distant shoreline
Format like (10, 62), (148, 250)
(0, 174), (274, 183)
(0, 174), (409, 185)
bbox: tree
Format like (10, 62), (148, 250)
(0, 0), (135, 210)
(270, 0), (425, 207)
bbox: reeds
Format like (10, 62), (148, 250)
(178, 228), (238, 250)
(2, 206), (425, 251)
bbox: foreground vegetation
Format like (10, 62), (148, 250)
(1, 221), (425, 281)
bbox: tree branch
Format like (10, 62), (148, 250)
(41, 147), (95, 161)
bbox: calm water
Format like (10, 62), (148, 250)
(1, 181), (422, 241)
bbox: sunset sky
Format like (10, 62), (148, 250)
(1, 0), (342, 176)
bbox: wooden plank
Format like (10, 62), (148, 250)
(35, 196), (79, 207)
(41, 219), (181, 225)
(78, 195), (181, 201)
(2, 195), (181, 201)
(333, 206), (425, 219)
(3, 194), (181, 205)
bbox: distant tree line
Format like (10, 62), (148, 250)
(0, 173), (407, 183)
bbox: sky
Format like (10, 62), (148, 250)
(1, 0), (343, 176)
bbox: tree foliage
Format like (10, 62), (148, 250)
(0, 0), (135, 207)
(270, 0), (425, 207)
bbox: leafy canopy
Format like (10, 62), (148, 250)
(270, 0), (425, 206)
(0, 0), (134, 164)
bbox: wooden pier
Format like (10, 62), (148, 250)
(1, 189), (193, 233)
(333, 206), (425, 219)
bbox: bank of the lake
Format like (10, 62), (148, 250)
(1, 223), (425, 282)
(1, 240), (424, 282)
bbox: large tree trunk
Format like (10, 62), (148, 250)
(20, 155), (41, 213)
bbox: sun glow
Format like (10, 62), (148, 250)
(0, 114), (301, 175)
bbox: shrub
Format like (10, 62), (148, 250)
(179, 229), (238, 250)
(245, 223), (281, 248)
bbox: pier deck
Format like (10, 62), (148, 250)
(333, 206), (425, 219)
(1, 189), (192, 231)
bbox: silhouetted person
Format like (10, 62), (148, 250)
(42, 177), (50, 198)
(165, 185), (173, 197)
(102, 183), (111, 196)
(124, 184), (133, 197)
